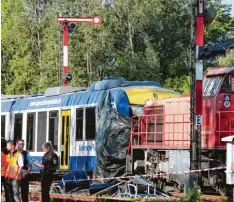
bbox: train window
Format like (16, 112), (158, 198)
(76, 109), (83, 140)
(221, 75), (234, 93)
(14, 114), (23, 142)
(1, 115), (5, 138)
(203, 76), (223, 97)
(26, 113), (36, 151)
(86, 108), (96, 140)
(37, 112), (47, 152)
(49, 111), (58, 151)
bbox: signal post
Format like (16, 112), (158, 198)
(57, 16), (101, 86)
(187, 0), (205, 193)
(188, 0), (216, 193)
(194, 0), (205, 179)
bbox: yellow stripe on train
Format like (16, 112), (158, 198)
(122, 86), (180, 105)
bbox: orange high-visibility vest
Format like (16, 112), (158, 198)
(5, 152), (22, 180)
(1, 152), (8, 177)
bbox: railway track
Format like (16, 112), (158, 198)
(2, 192), (97, 202)
(2, 191), (231, 202)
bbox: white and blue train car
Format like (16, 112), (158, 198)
(1, 78), (179, 173)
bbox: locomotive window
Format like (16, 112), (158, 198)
(49, 111), (59, 151)
(86, 108), (96, 140)
(221, 75), (234, 93)
(1, 115), (5, 138)
(203, 77), (210, 93)
(14, 114), (23, 142)
(26, 113), (36, 151)
(37, 112), (47, 152)
(76, 109), (83, 140)
(203, 76), (223, 97)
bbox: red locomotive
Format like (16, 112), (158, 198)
(127, 66), (234, 194)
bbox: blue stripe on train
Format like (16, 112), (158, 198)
(30, 156), (96, 172)
(70, 156), (96, 171)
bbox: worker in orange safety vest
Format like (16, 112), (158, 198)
(5, 140), (24, 202)
(1, 138), (9, 202)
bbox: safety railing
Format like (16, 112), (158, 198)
(131, 113), (190, 149)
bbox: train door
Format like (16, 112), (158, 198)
(60, 110), (71, 170)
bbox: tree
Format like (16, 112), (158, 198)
(219, 49), (234, 66)
(205, 4), (234, 43)
(1, 0), (233, 94)
(2, 0), (35, 94)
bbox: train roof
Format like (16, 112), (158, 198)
(1, 78), (177, 113)
(1, 90), (105, 113)
(1, 94), (29, 100)
(206, 66), (234, 76)
(89, 78), (161, 91)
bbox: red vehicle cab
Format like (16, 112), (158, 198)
(202, 67), (234, 149)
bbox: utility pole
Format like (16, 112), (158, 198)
(57, 16), (101, 86)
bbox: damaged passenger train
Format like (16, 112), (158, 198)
(1, 77), (179, 175)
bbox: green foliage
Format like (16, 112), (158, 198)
(217, 196), (228, 202)
(164, 76), (190, 94)
(218, 49), (234, 66)
(183, 187), (203, 202)
(205, 6), (234, 43)
(1, 0), (234, 94)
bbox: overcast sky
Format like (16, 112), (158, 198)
(222, 0), (234, 16)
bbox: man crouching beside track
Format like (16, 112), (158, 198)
(5, 140), (24, 202)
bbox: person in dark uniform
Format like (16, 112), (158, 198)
(39, 142), (58, 202)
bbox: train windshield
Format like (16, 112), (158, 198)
(221, 75), (234, 93)
(203, 76), (223, 97)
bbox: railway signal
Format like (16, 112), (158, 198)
(57, 16), (102, 86)
(68, 23), (76, 33)
(190, 0), (217, 189)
